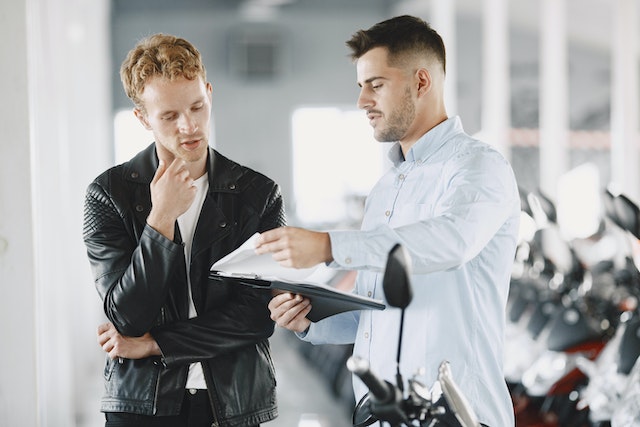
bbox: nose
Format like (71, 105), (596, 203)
(357, 87), (373, 110)
(178, 113), (198, 134)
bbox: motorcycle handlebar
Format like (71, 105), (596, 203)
(347, 356), (394, 403)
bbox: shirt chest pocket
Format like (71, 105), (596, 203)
(390, 175), (442, 226)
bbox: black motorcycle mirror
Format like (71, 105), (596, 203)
(383, 243), (414, 309)
(383, 243), (413, 392)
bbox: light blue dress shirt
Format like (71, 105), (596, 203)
(301, 116), (520, 427)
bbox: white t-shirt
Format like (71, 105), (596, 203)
(176, 173), (209, 390)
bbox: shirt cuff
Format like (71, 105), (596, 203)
(327, 230), (359, 268)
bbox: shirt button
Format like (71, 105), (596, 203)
(364, 332), (369, 339)
(188, 388), (198, 395)
(344, 257), (352, 265)
(219, 221), (227, 228)
(398, 174), (405, 180)
(135, 205), (144, 212)
(385, 210), (391, 217)
(367, 291), (372, 297)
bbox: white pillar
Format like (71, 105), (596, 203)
(610, 0), (639, 202)
(0, 0), (38, 423)
(539, 0), (569, 200)
(27, 0), (112, 425)
(481, 0), (510, 158)
(431, 0), (458, 115)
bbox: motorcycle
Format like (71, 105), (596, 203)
(576, 191), (640, 426)
(507, 189), (624, 426)
(346, 243), (480, 427)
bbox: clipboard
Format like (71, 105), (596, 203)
(209, 272), (386, 322)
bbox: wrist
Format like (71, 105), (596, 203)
(323, 232), (334, 263)
(146, 211), (176, 240)
(147, 334), (162, 357)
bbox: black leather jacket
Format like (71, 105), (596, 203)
(83, 144), (285, 426)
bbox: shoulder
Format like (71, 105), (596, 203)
(89, 143), (156, 191)
(86, 164), (124, 200)
(445, 133), (512, 171)
(210, 149), (280, 193)
(441, 133), (519, 199)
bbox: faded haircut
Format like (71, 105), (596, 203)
(346, 15), (446, 74)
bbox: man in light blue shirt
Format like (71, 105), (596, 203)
(255, 15), (519, 427)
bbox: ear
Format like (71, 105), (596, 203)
(206, 81), (213, 101)
(133, 108), (152, 130)
(415, 68), (432, 97)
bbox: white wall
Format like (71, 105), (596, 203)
(0, 0), (112, 425)
(0, 0), (37, 423)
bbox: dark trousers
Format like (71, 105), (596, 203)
(104, 389), (260, 427)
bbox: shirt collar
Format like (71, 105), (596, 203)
(387, 116), (464, 166)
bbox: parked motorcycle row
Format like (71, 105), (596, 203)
(286, 186), (640, 426)
(507, 187), (640, 427)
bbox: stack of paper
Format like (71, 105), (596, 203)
(210, 233), (385, 322)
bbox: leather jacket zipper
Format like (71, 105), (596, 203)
(152, 307), (166, 415)
(152, 360), (162, 415)
(202, 363), (221, 427)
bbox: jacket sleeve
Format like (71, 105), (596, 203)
(256, 182), (287, 233)
(151, 181), (287, 366)
(83, 180), (183, 336)
(150, 280), (275, 366)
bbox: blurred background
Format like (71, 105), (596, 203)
(2, 0), (640, 426)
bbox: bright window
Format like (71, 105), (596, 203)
(113, 109), (153, 164)
(291, 107), (390, 226)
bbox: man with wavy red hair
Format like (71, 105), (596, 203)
(84, 33), (283, 427)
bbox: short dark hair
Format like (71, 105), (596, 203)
(346, 15), (446, 74)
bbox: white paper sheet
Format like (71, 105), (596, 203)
(210, 232), (319, 281)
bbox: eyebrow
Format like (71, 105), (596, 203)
(158, 99), (205, 116)
(358, 76), (386, 87)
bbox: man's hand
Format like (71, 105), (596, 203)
(146, 158), (197, 239)
(268, 293), (312, 333)
(97, 322), (161, 361)
(254, 226), (333, 268)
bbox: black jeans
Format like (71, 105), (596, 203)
(104, 389), (260, 427)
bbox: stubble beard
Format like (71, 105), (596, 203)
(373, 87), (415, 143)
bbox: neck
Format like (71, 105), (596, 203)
(398, 112), (448, 156)
(188, 160), (208, 179)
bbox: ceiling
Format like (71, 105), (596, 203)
(112, 0), (620, 52)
